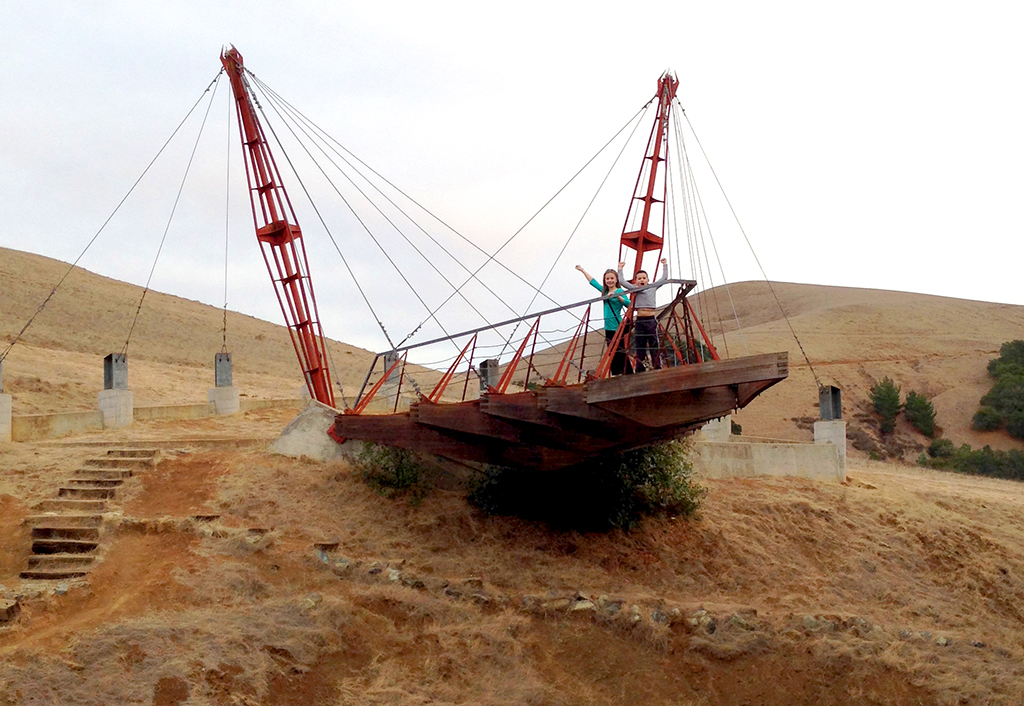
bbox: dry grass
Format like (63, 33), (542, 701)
(4, 249), (1024, 703)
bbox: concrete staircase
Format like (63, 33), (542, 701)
(21, 449), (157, 580)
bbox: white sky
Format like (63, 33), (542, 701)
(2, 1), (1022, 363)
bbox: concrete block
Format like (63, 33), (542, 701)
(269, 400), (360, 462)
(693, 439), (843, 483)
(0, 393), (11, 443)
(97, 389), (134, 428)
(208, 386), (240, 415)
(700, 415), (732, 443)
(215, 352), (233, 387)
(12, 410), (104, 441)
(103, 354), (128, 390)
(133, 403), (216, 421)
(814, 420), (847, 477)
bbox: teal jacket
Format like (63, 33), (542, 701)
(590, 278), (629, 331)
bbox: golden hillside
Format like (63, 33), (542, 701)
(0, 247), (382, 414)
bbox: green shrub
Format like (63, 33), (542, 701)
(904, 391), (936, 437)
(972, 405), (1003, 431)
(731, 420), (742, 435)
(355, 443), (427, 502)
(949, 444), (1024, 481)
(987, 340), (1024, 379)
(1007, 410), (1024, 441)
(470, 440), (705, 531)
(980, 373), (1024, 416)
(870, 377), (902, 434)
(928, 438), (955, 458)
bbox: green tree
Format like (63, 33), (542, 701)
(973, 405), (1003, 431)
(987, 340), (1024, 379)
(904, 391), (936, 437)
(870, 377), (902, 434)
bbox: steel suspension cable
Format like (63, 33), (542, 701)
(396, 100), (655, 349)
(251, 78), (500, 338)
(239, 73), (401, 349)
(673, 107), (743, 355)
(498, 101), (651, 358)
(123, 73), (224, 354)
(0, 71), (224, 364)
(250, 76), (548, 320)
(682, 112), (821, 386)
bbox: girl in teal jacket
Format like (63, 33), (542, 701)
(576, 265), (632, 375)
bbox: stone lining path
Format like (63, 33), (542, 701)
(19, 449), (157, 580)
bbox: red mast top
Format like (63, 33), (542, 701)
(618, 71), (678, 280)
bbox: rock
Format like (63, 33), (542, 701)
(401, 576), (426, 590)
(269, 402), (363, 462)
(54, 582), (70, 596)
(651, 609), (668, 625)
(801, 615), (820, 631)
(520, 595), (542, 612)
(971, 641), (986, 648)
(331, 558), (353, 576)
(316, 550), (330, 564)
(462, 577), (484, 590)
(470, 593), (492, 607)
(596, 595), (623, 615)
(367, 562), (384, 576)
(919, 631), (932, 641)
(728, 613), (755, 631)
(935, 636), (951, 647)
(442, 587), (464, 600)
(629, 605), (642, 624)
(0, 599), (19, 623)
(300, 593), (322, 611)
(387, 569), (402, 583)
(543, 598), (573, 611)
(571, 600), (597, 612)
(898, 629), (913, 640)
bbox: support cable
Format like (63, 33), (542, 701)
(250, 77), (571, 310)
(222, 83), (232, 353)
(242, 75), (402, 349)
(683, 111), (821, 386)
(498, 102), (651, 358)
(0, 71), (224, 363)
(252, 79), (500, 339)
(395, 99), (655, 349)
(250, 76), (553, 320)
(123, 73), (224, 354)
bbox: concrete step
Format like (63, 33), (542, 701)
(73, 468), (133, 480)
(20, 567), (91, 580)
(32, 526), (100, 541)
(25, 514), (103, 529)
(106, 448), (158, 458)
(84, 457), (152, 469)
(31, 538), (99, 554)
(64, 478), (124, 489)
(58, 487), (115, 500)
(34, 499), (107, 513)
(27, 553), (96, 569)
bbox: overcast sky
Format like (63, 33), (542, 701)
(2, 1), (1022, 363)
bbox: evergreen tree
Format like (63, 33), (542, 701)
(904, 390), (936, 437)
(870, 377), (902, 434)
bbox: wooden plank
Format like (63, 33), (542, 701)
(414, 402), (523, 443)
(333, 414), (493, 463)
(584, 352), (787, 404)
(478, 393), (557, 427)
(591, 386), (739, 428)
(537, 387), (631, 425)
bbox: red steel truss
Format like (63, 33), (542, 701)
(221, 47), (335, 407)
(618, 71), (678, 280)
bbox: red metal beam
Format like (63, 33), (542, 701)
(618, 72), (678, 280)
(221, 47), (335, 407)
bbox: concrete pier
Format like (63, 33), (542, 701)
(814, 420), (847, 476)
(208, 352), (240, 415)
(97, 389), (134, 428)
(700, 415), (732, 443)
(0, 394), (12, 443)
(98, 353), (133, 428)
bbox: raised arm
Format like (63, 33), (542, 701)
(654, 258), (670, 285)
(616, 262), (639, 291)
(575, 264), (593, 281)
